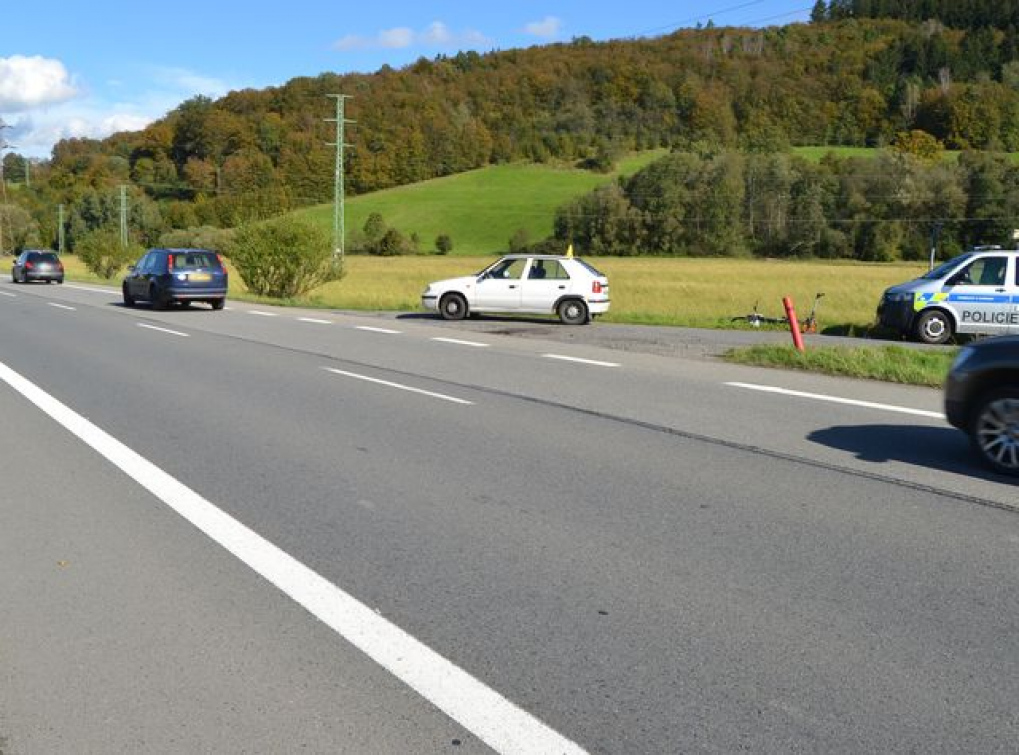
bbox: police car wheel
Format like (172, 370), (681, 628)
(970, 388), (1019, 477)
(913, 310), (952, 344)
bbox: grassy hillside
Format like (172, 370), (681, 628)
(292, 151), (667, 256)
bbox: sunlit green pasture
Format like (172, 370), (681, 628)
(291, 151), (667, 256)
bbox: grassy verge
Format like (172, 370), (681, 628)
(723, 344), (957, 387)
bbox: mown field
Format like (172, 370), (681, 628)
(291, 151), (667, 256)
(57, 254), (925, 333)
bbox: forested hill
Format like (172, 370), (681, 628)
(817, 0), (1019, 30)
(31, 14), (1019, 225)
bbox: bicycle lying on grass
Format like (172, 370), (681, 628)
(732, 292), (825, 332)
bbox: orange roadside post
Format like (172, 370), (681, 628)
(783, 296), (805, 352)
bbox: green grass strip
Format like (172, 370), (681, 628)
(723, 344), (957, 387)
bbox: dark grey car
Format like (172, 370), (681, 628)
(944, 335), (1019, 476)
(11, 250), (64, 284)
(122, 248), (228, 310)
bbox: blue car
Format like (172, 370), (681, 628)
(122, 248), (228, 310)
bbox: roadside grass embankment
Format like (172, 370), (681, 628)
(723, 344), (957, 387)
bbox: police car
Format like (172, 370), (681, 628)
(877, 248), (1019, 344)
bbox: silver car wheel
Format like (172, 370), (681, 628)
(973, 392), (1019, 476)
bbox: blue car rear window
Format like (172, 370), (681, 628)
(171, 252), (220, 271)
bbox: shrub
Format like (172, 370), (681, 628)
(435, 233), (453, 254)
(75, 227), (141, 279)
(227, 216), (343, 298)
(373, 227), (409, 256)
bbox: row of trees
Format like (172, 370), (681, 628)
(553, 146), (1019, 261)
(816, 0), (1019, 30)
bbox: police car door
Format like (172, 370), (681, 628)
(947, 254), (1015, 336)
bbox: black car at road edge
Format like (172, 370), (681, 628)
(945, 334), (1019, 476)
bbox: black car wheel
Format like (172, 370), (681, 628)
(913, 309), (952, 344)
(440, 293), (468, 320)
(210, 298), (225, 310)
(122, 283), (136, 307)
(558, 299), (589, 325)
(970, 388), (1019, 476)
(150, 284), (168, 311)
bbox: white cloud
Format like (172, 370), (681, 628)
(5, 64), (244, 158)
(0, 55), (78, 111)
(333, 22), (491, 52)
(523, 16), (563, 39)
(151, 66), (232, 98)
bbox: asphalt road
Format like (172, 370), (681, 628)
(1, 281), (1016, 754)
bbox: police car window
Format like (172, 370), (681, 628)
(964, 257), (1007, 286)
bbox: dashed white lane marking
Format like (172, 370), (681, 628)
(48, 302), (76, 311)
(542, 354), (620, 368)
(725, 382), (945, 419)
(249, 310), (278, 317)
(356, 325), (401, 334)
(0, 291), (15, 298)
(298, 317), (333, 325)
(138, 323), (189, 338)
(0, 360), (583, 755)
(323, 367), (473, 405)
(432, 337), (490, 348)
(63, 284), (115, 294)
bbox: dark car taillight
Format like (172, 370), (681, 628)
(24, 261), (34, 270)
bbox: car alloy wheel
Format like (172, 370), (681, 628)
(972, 389), (1019, 476)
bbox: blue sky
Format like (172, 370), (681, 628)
(1, 1), (811, 158)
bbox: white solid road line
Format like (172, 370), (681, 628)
(298, 317), (333, 325)
(725, 382), (945, 419)
(47, 302), (76, 311)
(543, 354), (620, 368)
(432, 337), (490, 348)
(0, 359), (586, 755)
(323, 367), (473, 405)
(137, 323), (189, 337)
(356, 325), (401, 334)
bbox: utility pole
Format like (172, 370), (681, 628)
(119, 185), (128, 246)
(58, 204), (65, 254)
(325, 94), (354, 265)
(0, 118), (11, 256)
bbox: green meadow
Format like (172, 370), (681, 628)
(292, 151), (667, 256)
